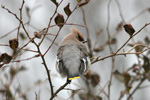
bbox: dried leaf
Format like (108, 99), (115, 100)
(128, 42), (145, 52)
(6, 90), (13, 98)
(79, 93), (88, 100)
(26, 6), (30, 18)
(91, 74), (100, 87)
(79, 0), (90, 7)
(20, 32), (26, 40)
(9, 39), (19, 51)
(54, 14), (65, 27)
(147, 73), (150, 81)
(77, 0), (82, 3)
(127, 43), (134, 47)
(18, 66), (27, 72)
(123, 23), (135, 36)
(64, 3), (71, 17)
(16, 86), (21, 93)
(113, 70), (124, 82)
(123, 72), (131, 87)
(34, 32), (41, 39)
(35, 80), (42, 84)
(144, 36), (150, 45)
(142, 56), (150, 73)
(110, 38), (117, 44)
(94, 46), (104, 52)
(126, 85), (132, 94)
(97, 29), (103, 36)
(51, 0), (58, 6)
(85, 70), (92, 79)
(114, 71), (131, 86)
(0, 89), (6, 93)
(148, 8), (150, 13)
(95, 96), (102, 100)
(131, 64), (139, 73)
(0, 53), (12, 64)
(116, 22), (123, 31)
(135, 43), (145, 52)
(10, 67), (17, 79)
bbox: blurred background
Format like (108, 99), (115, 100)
(0, 0), (150, 100)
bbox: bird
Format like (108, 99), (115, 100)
(55, 27), (90, 82)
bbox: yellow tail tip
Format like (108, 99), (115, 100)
(69, 76), (80, 80)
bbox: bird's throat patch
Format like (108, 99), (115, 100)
(69, 76), (80, 80)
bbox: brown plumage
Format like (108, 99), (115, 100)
(56, 27), (90, 81)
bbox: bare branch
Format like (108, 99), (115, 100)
(106, 0), (115, 99)
(1, 5), (31, 39)
(115, 0), (126, 23)
(114, 23), (150, 54)
(39, 0), (64, 46)
(17, 0), (25, 40)
(92, 46), (150, 64)
(127, 78), (146, 100)
(50, 80), (71, 100)
(43, 5), (78, 56)
(81, 7), (93, 57)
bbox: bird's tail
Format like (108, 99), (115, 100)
(68, 76), (80, 80)
(68, 74), (80, 80)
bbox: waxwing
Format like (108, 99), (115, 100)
(55, 27), (91, 81)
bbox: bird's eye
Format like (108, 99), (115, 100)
(78, 34), (84, 42)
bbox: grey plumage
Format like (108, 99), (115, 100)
(56, 27), (90, 80)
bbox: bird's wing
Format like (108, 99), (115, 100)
(78, 44), (88, 56)
(56, 46), (66, 76)
(78, 44), (90, 75)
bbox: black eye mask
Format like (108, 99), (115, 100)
(78, 34), (84, 41)
(82, 40), (87, 44)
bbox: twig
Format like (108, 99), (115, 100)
(106, 0), (115, 100)
(3, 2), (54, 97)
(126, 43), (147, 53)
(66, 88), (82, 100)
(127, 78), (146, 100)
(38, 0), (64, 46)
(19, 48), (38, 53)
(17, 0), (25, 40)
(1, 5), (31, 39)
(94, 8), (150, 51)
(114, 23), (150, 54)
(81, 7), (93, 57)
(101, 29), (121, 48)
(50, 80), (71, 100)
(0, 44), (9, 46)
(115, 0), (126, 23)
(43, 4), (78, 56)
(1, 5), (20, 21)
(0, 21), (29, 39)
(36, 46), (54, 97)
(40, 23), (86, 33)
(11, 54), (40, 62)
(35, 92), (38, 100)
(92, 47), (150, 64)
(0, 43), (38, 53)
(16, 81), (46, 99)
(138, 85), (150, 89)
(16, 37), (35, 53)
(46, 37), (59, 46)
(98, 81), (109, 98)
(127, 8), (150, 23)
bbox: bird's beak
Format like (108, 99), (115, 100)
(83, 40), (87, 44)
